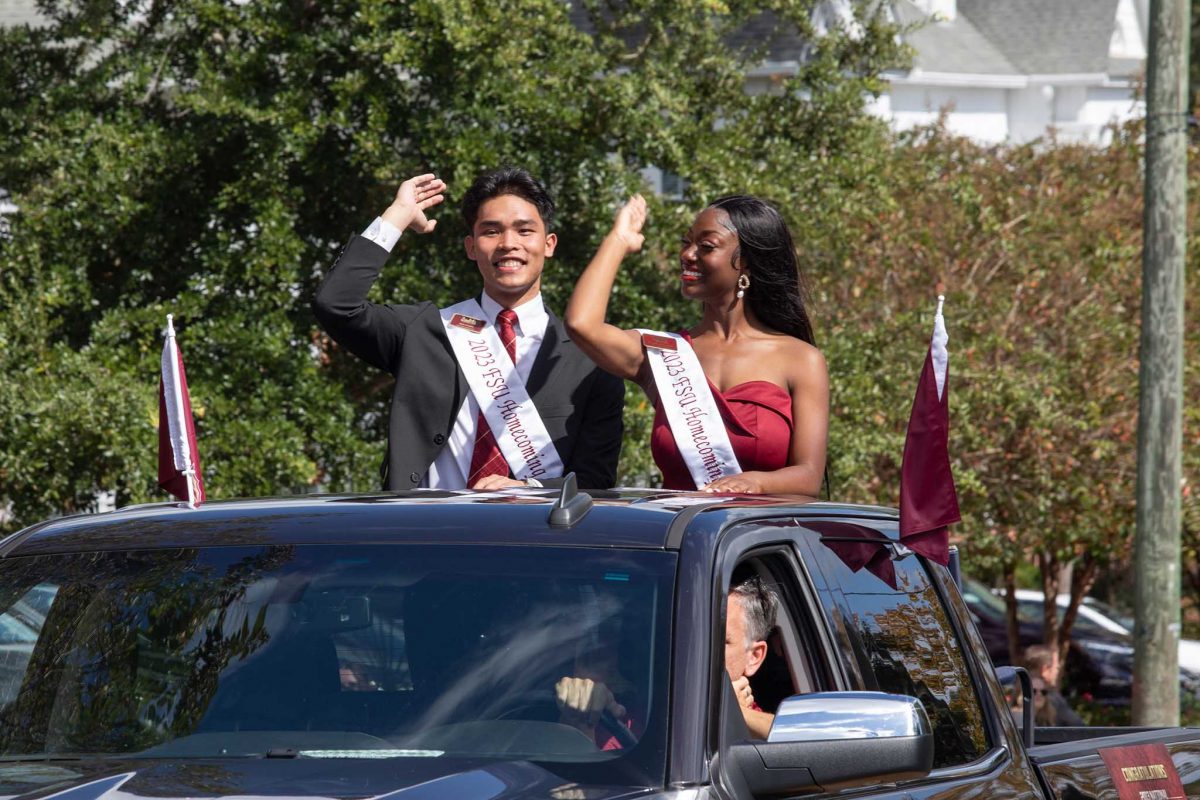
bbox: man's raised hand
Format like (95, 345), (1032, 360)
(383, 174), (446, 235)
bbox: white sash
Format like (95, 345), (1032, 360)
(638, 330), (742, 488)
(441, 300), (563, 481)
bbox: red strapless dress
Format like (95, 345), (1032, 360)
(649, 336), (793, 490)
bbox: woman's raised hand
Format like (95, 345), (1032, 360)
(611, 195), (647, 253)
(563, 194), (651, 381)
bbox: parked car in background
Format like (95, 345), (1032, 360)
(1011, 589), (1200, 675)
(961, 578), (1200, 707)
(959, 578), (1114, 703)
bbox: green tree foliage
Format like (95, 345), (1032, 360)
(821, 122), (1200, 663)
(0, 0), (906, 530)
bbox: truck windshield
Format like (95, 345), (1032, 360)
(0, 544), (673, 778)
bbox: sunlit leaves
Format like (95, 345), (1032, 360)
(0, 0), (905, 527)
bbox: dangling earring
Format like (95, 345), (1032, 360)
(736, 273), (750, 299)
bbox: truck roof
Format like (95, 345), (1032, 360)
(1, 489), (900, 556)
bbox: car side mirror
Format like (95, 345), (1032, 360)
(728, 692), (934, 796)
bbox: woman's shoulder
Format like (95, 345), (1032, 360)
(771, 336), (827, 391)
(761, 331), (825, 367)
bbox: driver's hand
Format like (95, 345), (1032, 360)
(555, 676), (626, 721)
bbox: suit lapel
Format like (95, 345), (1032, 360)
(526, 311), (570, 404)
(433, 304), (470, 417)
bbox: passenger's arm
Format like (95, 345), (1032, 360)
(563, 196), (649, 381)
(732, 675), (775, 739)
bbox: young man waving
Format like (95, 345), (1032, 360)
(314, 168), (624, 490)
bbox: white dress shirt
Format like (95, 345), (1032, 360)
(361, 217), (404, 253)
(361, 218), (549, 489)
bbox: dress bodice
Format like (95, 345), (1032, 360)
(649, 334), (793, 490)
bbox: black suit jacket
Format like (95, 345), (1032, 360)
(313, 235), (624, 490)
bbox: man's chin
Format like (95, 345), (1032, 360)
(484, 277), (541, 302)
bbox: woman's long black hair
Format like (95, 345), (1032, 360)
(709, 195), (828, 498)
(707, 195), (815, 345)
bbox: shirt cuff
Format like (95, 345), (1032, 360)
(361, 217), (403, 253)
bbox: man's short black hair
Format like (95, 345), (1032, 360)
(461, 166), (556, 232)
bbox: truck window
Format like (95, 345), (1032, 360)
(721, 551), (827, 742)
(797, 525), (988, 769)
(0, 545), (674, 785)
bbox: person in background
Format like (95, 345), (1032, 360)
(1022, 644), (1085, 726)
(1004, 676), (1025, 728)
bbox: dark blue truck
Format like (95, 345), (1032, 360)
(0, 485), (1196, 800)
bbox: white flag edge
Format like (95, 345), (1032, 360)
(161, 316), (193, 475)
(931, 296), (948, 402)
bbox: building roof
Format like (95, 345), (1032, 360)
(566, 6), (812, 66)
(957, 0), (1120, 75)
(894, 0), (1019, 76)
(567, 0), (1129, 80)
(728, 11), (810, 65)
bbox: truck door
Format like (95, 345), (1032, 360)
(710, 518), (1047, 800)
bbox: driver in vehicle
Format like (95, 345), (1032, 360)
(556, 573), (781, 746)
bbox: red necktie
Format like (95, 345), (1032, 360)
(467, 309), (519, 485)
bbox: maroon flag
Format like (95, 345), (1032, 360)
(158, 314), (205, 507)
(899, 296), (959, 565)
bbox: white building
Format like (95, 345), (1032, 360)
(735, 0), (1148, 145)
(875, 0), (1148, 144)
